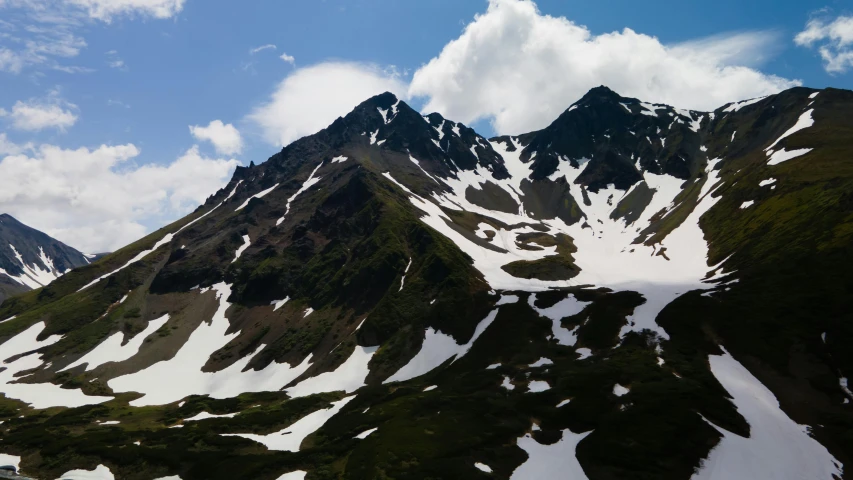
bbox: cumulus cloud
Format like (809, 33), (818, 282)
(250, 44), (276, 55)
(189, 120), (244, 156)
(795, 15), (853, 74)
(280, 52), (295, 65)
(0, 141), (240, 252)
(409, 0), (800, 134)
(1, 93), (78, 131)
(248, 61), (407, 146)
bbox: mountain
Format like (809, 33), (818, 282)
(0, 214), (92, 305)
(0, 85), (850, 480)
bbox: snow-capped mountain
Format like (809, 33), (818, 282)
(0, 86), (849, 480)
(0, 214), (92, 305)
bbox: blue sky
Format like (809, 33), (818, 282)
(0, 0), (850, 252)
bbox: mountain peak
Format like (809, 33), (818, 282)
(579, 85), (623, 103)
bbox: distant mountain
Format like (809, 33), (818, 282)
(0, 86), (849, 480)
(0, 214), (91, 304)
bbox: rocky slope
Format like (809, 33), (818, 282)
(0, 214), (92, 305)
(0, 86), (849, 480)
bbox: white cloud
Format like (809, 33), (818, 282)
(409, 0), (800, 135)
(105, 49), (127, 70)
(795, 15), (853, 74)
(0, 141), (240, 252)
(189, 120), (244, 156)
(249, 44), (276, 55)
(0, 133), (32, 156)
(280, 52), (295, 65)
(0, 0), (181, 73)
(1, 93), (78, 131)
(248, 61), (407, 147)
(63, 0), (186, 22)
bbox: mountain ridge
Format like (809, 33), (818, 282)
(0, 84), (848, 480)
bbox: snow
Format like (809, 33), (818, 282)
(331, 155), (348, 163)
(271, 297), (290, 311)
(184, 411), (238, 422)
(486, 363), (501, 370)
(731, 131), (736, 142)
(176, 180), (242, 235)
(408, 154), (441, 184)
(60, 314), (169, 372)
(657, 357), (665, 366)
(377, 107), (390, 124)
(739, 201), (754, 209)
(528, 357), (553, 368)
(766, 110), (814, 152)
(0, 321), (112, 408)
(399, 257), (412, 291)
(528, 294), (589, 346)
(768, 148), (812, 166)
(152, 477), (182, 480)
(0, 454), (20, 471)
(528, 380), (551, 392)
(495, 295), (518, 305)
(510, 429), (592, 480)
(275, 472), (307, 480)
(277, 162), (324, 226)
(619, 103), (632, 113)
(840, 378), (853, 400)
(556, 399), (571, 408)
(501, 376), (515, 390)
(0, 316), (15, 324)
(722, 96), (766, 113)
(474, 462), (493, 473)
(384, 309), (499, 383)
(78, 233), (174, 292)
(759, 178), (776, 187)
(370, 129), (380, 145)
(58, 464), (115, 480)
(354, 427), (378, 439)
(2, 245), (64, 289)
(691, 347), (843, 480)
(576, 348), (592, 360)
(230, 234), (252, 263)
(98, 420), (120, 425)
(809, 92), (820, 99)
(285, 346), (378, 398)
(235, 183), (280, 211)
(109, 283), (314, 406)
(613, 384), (630, 396)
(222, 396), (355, 452)
(302, 308), (314, 318)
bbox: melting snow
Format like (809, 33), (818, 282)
(384, 309), (499, 383)
(759, 178), (776, 187)
(271, 297), (290, 311)
(354, 427), (378, 439)
(275, 472), (307, 480)
(222, 396), (355, 452)
(556, 399), (571, 408)
(765, 110), (814, 152)
(60, 315), (170, 372)
(423, 385), (438, 392)
(235, 183), (280, 211)
(79, 233), (174, 292)
(277, 162), (324, 226)
(739, 201), (755, 209)
(486, 363), (501, 370)
(0, 322), (111, 408)
(613, 384), (630, 396)
(528, 380), (551, 392)
(691, 348), (843, 480)
(723, 96), (767, 113)
(232, 235), (251, 263)
(528, 294), (588, 346)
(809, 92), (820, 99)
(528, 357), (553, 368)
(399, 257), (412, 291)
(58, 464), (115, 480)
(184, 411), (238, 422)
(576, 348), (592, 360)
(510, 429), (592, 479)
(303, 308), (314, 318)
(331, 155), (348, 163)
(474, 462), (493, 473)
(109, 283), (313, 406)
(285, 346), (377, 398)
(501, 376), (515, 390)
(768, 148), (812, 166)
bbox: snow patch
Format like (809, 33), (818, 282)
(235, 183), (280, 211)
(510, 429), (592, 479)
(354, 427), (378, 439)
(60, 314), (170, 372)
(232, 235), (251, 263)
(768, 148), (812, 166)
